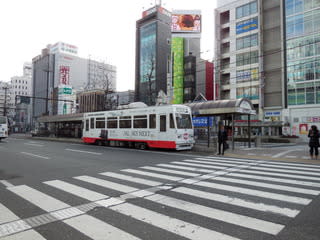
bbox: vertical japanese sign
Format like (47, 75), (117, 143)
(60, 66), (70, 85)
(172, 37), (184, 104)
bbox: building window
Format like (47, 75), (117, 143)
(236, 51), (259, 66)
(236, 68), (259, 83)
(236, 33), (258, 50)
(236, 1), (257, 19)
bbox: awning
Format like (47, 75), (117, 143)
(185, 98), (256, 116)
(38, 113), (84, 123)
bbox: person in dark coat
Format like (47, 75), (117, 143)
(218, 125), (228, 155)
(308, 125), (320, 160)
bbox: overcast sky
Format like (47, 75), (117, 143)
(0, 0), (216, 91)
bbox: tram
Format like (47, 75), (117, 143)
(0, 116), (9, 141)
(82, 103), (194, 150)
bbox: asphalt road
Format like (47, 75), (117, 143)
(1, 135), (320, 240)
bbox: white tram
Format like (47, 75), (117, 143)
(82, 104), (194, 150)
(0, 116), (9, 141)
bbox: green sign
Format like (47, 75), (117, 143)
(59, 87), (72, 95)
(172, 37), (184, 104)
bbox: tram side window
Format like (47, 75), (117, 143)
(120, 116), (132, 128)
(149, 114), (156, 129)
(107, 117), (118, 128)
(85, 119), (89, 131)
(170, 113), (175, 128)
(160, 115), (166, 132)
(90, 118), (95, 129)
(134, 115), (147, 128)
(96, 117), (105, 129)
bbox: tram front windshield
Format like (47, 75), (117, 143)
(176, 114), (192, 129)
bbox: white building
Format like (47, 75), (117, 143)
(11, 62), (32, 100)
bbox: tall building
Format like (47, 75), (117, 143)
(135, 5), (172, 106)
(284, 0), (320, 140)
(32, 43), (117, 123)
(215, 0), (284, 135)
(171, 10), (203, 103)
(11, 62), (32, 100)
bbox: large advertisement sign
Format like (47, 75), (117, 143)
(172, 38), (184, 104)
(58, 85), (73, 115)
(59, 66), (70, 85)
(171, 14), (201, 33)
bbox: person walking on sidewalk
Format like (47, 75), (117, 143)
(308, 125), (320, 160)
(218, 125), (228, 155)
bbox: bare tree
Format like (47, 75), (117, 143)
(143, 53), (156, 106)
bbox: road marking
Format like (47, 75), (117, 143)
(214, 176), (320, 195)
(44, 180), (108, 201)
(111, 202), (240, 240)
(272, 149), (298, 158)
(0, 228), (45, 240)
(24, 143), (44, 147)
(172, 187), (299, 218)
(140, 166), (200, 177)
(100, 172), (162, 186)
(172, 161), (228, 170)
(146, 194), (284, 235)
(64, 215), (141, 240)
(194, 181), (311, 205)
(259, 163), (320, 172)
(248, 153), (257, 155)
(65, 148), (102, 155)
(0, 180), (14, 188)
(74, 175), (137, 193)
(0, 203), (20, 224)
(157, 163), (212, 173)
(20, 152), (49, 160)
(121, 169), (183, 181)
(227, 172), (320, 188)
(250, 166), (320, 176)
(8, 185), (69, 212)
(238, 169), (320, 181)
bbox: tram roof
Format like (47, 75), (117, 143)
(184, 98), (256, 116)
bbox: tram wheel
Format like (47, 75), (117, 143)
(139, 143), (147, 150)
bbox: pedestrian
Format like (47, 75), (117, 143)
(217, 125), (228, 155)
(308, 125), (320, 160)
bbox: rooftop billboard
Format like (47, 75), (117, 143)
(171, 14), (201, 33)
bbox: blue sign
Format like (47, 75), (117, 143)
(192, 117), (214, 127)
(236, 18), (258, 34)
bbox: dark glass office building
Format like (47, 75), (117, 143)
(135, 5), (172, 106)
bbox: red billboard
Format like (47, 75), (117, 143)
(171, 14), (201, 33)
(59, 66), (70, 85)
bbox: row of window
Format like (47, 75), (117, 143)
(85, 114), (193, 131)
(236, 51), (259, 67)
(236, 33), (258, 50)
(286, 0), (320, 16)
(236, 86), (259, 100)
(287, 33), (320, 60)
(288, 83), (320, 105)
(286, 9), (320, 38)
(236, 68), (259, 83)
(14, 91), (29, 96)
(14, 79), (28, 84)
(287, 58), (320, 82)
(14, 85), (28, 89)
(236, 1), (257, 19)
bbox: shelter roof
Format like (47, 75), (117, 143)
(38, 113), (83, 123)
(185, 98), (256, 116)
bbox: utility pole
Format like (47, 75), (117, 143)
(3, 86), (9, 116)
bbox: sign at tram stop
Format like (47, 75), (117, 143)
(192, 117), (214, 127)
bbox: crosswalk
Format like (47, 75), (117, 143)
(1, 156), (320, 239)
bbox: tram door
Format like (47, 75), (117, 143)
(159, 114), (167, 141)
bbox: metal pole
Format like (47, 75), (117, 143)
(3, 86), (8, 116)
(248, 114), (251, 148)
(207, 116), (210, 148)
(232, 113), (235, 150)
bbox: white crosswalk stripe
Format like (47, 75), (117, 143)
(2, 156), (320, 240)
